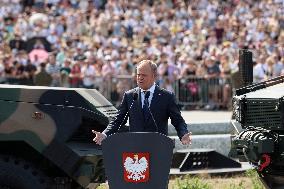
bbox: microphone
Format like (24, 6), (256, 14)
(145, 92), (159, 132)
(117, 90), (138, 132)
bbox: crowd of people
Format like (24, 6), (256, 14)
(0, 0), (283, 109)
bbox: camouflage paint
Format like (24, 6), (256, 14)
(0, 87), (20, 124)
(0, 84), (114, 187)
(0, 88), (56, 152)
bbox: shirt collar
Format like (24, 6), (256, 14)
(140, 83), (156, 94)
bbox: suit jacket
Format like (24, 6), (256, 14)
(103, 85), (188, 139)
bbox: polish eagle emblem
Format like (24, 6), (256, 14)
(123, 153), (150, 182)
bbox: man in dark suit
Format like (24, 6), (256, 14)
(93, 60), (191, 145)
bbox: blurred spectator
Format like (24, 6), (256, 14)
(219, 55), (231, 109)
(60, 59), (71, 87)
(69, 62), (82, 88)
(81, 58), (96, 89)
(102, 55), (115, 98)
(11, 60), (26, 84)
(176, 55), (187, 75)
(3, 57), (13, 80)
(180, 58), (197, 77)
(24, 59), (37, 85)
(34, 62), (52, 86)
(116, 60), (132, 101)
(93, 58), (104, 92)
(204, 56), (221, 109)
(46, 54), (61, 86)
(205, 57), (221, 79)
(196, 63), (209, 104)
(253, 55), (268, 83)
(158, 53), (179, 88)
(272, 56), (283, 77)
(266, 56), (276, 80)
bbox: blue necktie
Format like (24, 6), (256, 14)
(143, 91), (151, 122)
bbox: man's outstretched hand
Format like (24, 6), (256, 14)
(92, 130), (106, 145)
(181, 132), (192, 145)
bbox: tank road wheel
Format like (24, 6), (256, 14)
(0, 156), (51, 189)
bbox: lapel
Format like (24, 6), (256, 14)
(149, 85), (161, 114)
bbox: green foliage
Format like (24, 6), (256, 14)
(245, 169), (265, 189)
(228, 180), (245, 189)
(174, 176), (211, 189)
(96, 185), (107, 189)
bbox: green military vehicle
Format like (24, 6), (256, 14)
(0, 84), (117, 188)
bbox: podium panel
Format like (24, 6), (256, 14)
(102, 132), (174, 189)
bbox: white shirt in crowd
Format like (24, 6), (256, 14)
(81, 65), (96, 87)
(253, 63), (268, 83)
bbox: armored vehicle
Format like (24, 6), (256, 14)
(0, 84), (117, 188)
(232, 75), (284, 189)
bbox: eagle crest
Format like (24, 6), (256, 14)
(124, 154), (148, 181)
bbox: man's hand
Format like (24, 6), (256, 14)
(181, 132), (192, 145)
(92, 130), (106, 145)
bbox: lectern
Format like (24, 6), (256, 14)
(102, 132), (174, 189)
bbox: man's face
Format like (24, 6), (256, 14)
(137, 63), (155, 90)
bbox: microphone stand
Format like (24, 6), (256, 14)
(117, 92), (138, 132)
(145, 96), (159, 132)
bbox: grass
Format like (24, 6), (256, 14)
(95, 170), (265, 189)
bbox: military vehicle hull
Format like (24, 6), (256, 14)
(0, 85), (117, 188)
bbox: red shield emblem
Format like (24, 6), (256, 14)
(123, 152), (150, 183)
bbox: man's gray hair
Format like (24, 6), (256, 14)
(137, 60), (158, 76)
